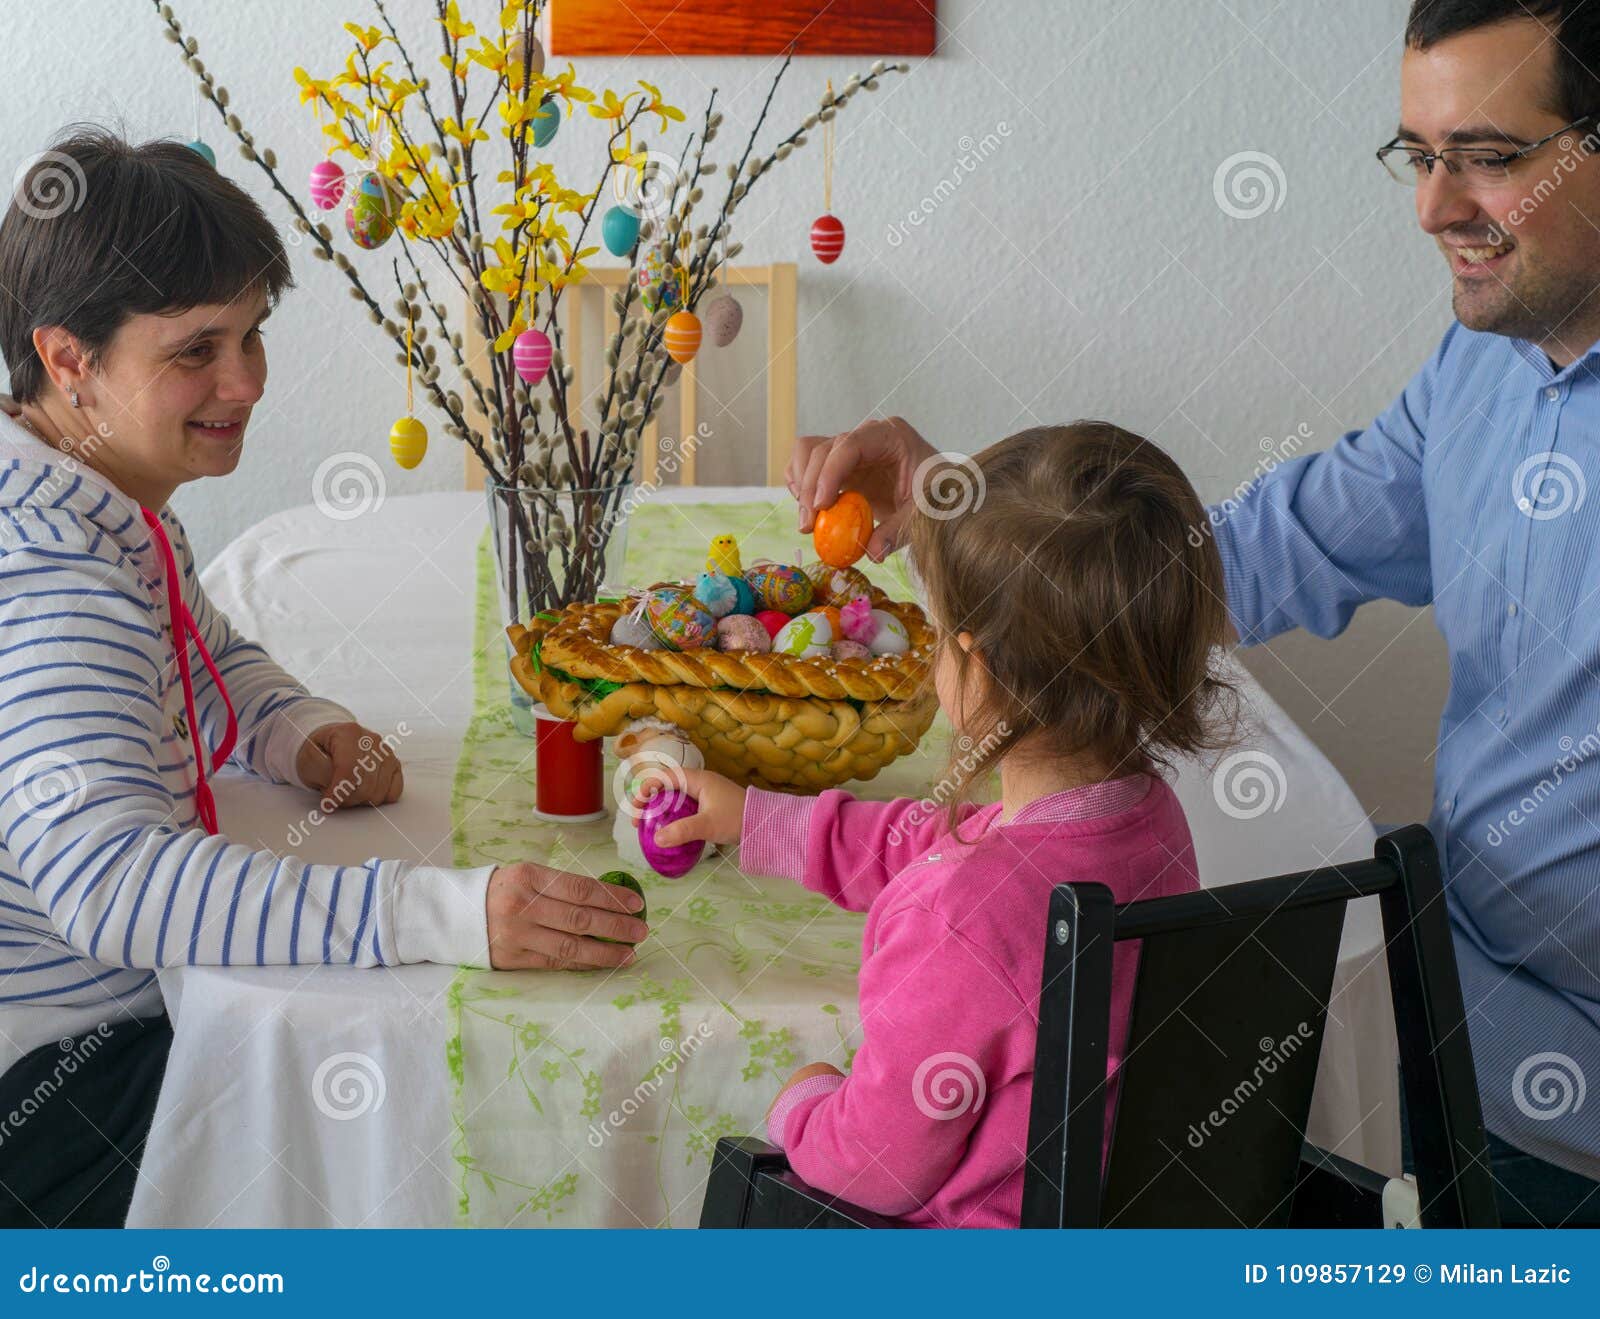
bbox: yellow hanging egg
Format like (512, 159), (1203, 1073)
(389, 416), (428, 469)
(664, 310), (702, 364)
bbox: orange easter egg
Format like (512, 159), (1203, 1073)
(812, 490), (872, 568)
(664, 310), (702, 363)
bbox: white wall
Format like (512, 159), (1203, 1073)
(3, 0), (1448, 823)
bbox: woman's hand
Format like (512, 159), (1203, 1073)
(787, 416), (939, 561)
(296, 721), (403, 811)
(486, 862), (649, 970)
(630, 766), (747, 849)
(766, 1061), (846, 1120)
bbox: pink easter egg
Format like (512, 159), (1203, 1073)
(513, 327), (553, 383)
(309, 159), (346, 210)
(638, 789), (704, 877)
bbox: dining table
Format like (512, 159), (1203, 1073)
(125, 486), (1398, 1228)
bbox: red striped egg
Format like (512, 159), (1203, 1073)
(810, 213), (845, 264)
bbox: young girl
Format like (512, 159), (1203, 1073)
(645, 422), (1234, 1228)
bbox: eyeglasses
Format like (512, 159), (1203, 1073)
(1376, 114), (1599, 186)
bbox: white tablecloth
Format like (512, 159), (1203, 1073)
(127, 490), (1396, 1228)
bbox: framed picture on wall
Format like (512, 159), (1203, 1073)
(549, 0), (937, 57)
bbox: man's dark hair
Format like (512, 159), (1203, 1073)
(1407, 1), (1600, 121)
(0, 126), (293, 404)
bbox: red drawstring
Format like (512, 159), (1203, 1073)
(142, 508), (237, 835)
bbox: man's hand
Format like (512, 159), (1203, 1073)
(296, 721), (403, 812)
(486, 861), (649, 970)
(787, 416), (938, 561)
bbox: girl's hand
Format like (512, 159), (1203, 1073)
(787, 416), (938, 561)
(766, 1061), (846, 1120)
(296, 721), (403, 811)
(630, 766), (746, 849)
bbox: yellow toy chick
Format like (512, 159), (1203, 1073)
(707, 534), (742, 576)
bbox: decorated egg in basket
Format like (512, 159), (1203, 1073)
(806, 562), (873, 609)
(644, 587), (715, 651)
(744, 562), (813, 615)
(772, 610), (834, 658)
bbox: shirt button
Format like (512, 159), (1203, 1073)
(1496, 709), (1508, 725)
(1508, 602), (1518, 616)
(1546, 386), (1561, 401)
(1518, 497), (1533, 512)
(1444, 797), (1456, 814)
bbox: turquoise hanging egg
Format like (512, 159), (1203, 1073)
(602, 205), (641, 257)
(531, 97), (561, 148)
(745, 562), (813, 615)
(645, 586), (715, 651)
(186, 140), (216, 167)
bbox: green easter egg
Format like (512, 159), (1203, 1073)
(597, 870), (647, 942)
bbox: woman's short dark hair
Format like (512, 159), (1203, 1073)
(0, 126), (293, 403)
(1406, 1), (1600, 121)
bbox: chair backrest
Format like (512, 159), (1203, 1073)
(462, 263), (797, 491)
(1022, 825), (1500, 1229)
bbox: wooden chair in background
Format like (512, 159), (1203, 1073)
(463, 263), (796, 491)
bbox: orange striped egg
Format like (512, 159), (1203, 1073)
(664, 310), (702, 364)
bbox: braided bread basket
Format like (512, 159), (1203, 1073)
(507, 586), (938, 792)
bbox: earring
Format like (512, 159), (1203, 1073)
(68, 389), (81, 408)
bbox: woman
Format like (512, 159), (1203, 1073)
(0, 129), (645, 1227)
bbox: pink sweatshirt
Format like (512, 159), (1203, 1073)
(739, 772), (1200, 1228)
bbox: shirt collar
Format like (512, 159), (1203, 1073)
(1006, 773), (1151, 827)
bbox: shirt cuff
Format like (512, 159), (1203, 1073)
(739, 788), (819, 880)
(261, 698), (360, 787)
(389, 862), (494, 967)
(767, 1072), (847, 1149)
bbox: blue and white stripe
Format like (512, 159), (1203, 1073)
(0, 412), (489, 1074)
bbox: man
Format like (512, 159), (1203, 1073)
(791, 1), (1600, 1226)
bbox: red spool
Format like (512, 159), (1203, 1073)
(532, 703), (606, 821)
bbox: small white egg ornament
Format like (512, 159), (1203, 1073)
(866, 609), (910, 656)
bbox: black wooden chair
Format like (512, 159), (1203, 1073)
(699, 825), (1499, 1229)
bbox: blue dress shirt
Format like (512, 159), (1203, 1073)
(1215, 321), (1600, 1180)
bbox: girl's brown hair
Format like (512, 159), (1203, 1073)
(906, 421), (1237, 829)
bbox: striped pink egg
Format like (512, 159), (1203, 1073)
(512, 328), (553, 383)
(810, 213), (846, 264)
(309, 159), (346, 211)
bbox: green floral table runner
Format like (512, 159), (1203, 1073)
(447, 496), (958, 1227)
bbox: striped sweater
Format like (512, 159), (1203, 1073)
(0, 407), (491, 1075)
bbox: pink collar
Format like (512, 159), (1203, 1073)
(1006, 774), (1151, 826)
